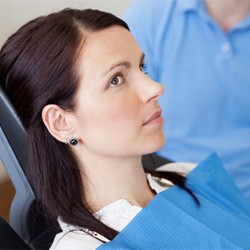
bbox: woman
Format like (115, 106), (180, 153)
(0, 8), (249, 250)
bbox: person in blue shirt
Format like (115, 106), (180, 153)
(124, 0), (250, 200)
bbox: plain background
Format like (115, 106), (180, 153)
(0, 0), (131, 221)
(0, 0), (131, 46)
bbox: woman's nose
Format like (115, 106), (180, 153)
(139, 76), (164, 103)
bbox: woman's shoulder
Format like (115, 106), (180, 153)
(49, 219), (103, 250)
(50, 230), (102, 250)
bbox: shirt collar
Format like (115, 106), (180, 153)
(232, 12), (250, 31)
(146, 173), (172, 194)
(177, 0), (213, 25)
(58, 174), (171, 230)
(177, 0), (203, 13)
(177, 0), (250, 31)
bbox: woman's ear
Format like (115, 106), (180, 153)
(42, 104), (75, 143)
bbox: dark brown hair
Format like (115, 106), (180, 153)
(0, 8), (197, 242)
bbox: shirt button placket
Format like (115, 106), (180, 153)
(221, 42), (231, 53)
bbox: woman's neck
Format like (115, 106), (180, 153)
(205, 0), (250, 31)
(79, 153), (155, 212)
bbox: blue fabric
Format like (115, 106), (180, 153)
(124, 0), (250, 200)
(98, 153), (250, 249)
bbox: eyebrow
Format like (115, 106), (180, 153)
(102, 53), (145, 78)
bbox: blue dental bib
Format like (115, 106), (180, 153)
(98, 153), (250, 249)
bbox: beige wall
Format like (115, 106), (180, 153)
(0, 0), (131, 46)
(0, 161), (7, 183)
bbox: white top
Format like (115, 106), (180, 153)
(50, 162), (196, 250)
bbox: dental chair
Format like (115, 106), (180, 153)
(0, 87), (56, 249)
(0, 215), (30, 249)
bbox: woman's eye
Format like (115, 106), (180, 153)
(139, 63), (148, 74)
(109, 75), (123, 88)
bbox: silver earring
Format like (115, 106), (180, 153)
(69, 137), (78, 146)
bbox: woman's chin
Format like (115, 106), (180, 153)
(144, 135), (166, 155)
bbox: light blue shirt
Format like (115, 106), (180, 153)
(124, 0), (250, 200)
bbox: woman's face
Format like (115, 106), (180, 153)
(74, 26), (165, 157)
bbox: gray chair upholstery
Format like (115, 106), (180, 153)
(0, 215), (30, 249)
(0, 87), (56, 249)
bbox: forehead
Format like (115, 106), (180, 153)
(78, 26), (142, 78)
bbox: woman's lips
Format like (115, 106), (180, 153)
(143, 110), (164, 126)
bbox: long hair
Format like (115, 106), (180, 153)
(0, 8), (197, 241)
